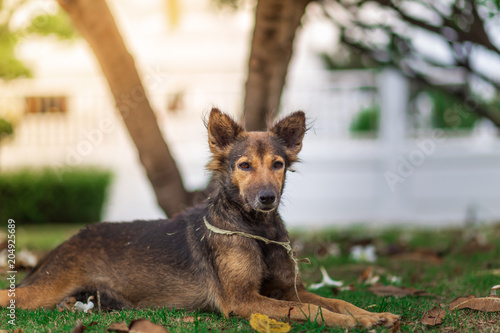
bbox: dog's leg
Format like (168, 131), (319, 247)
(1, 252), (87, 309)
(222, 294), (385, 328)
(0, 275), (81, 309)
(296, 290), (400, 327)
(215, 244), (384, 328)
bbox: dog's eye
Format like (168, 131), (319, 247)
(273, 161), (284, 169)
(238, 162), (250, 170)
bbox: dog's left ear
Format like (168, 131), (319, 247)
(208, 108), (244, 154)
(270, 111), (306, 158)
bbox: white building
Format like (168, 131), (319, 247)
(1, 0), (499, 228)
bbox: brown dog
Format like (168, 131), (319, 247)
(1, 108), (399, 328)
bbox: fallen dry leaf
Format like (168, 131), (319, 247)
(358, 267), (376, 284)
(57, 296), (77, 312)
(358, 266), (382, 285)
(368, 284), (430, 297)
(250, 313), (291, 333)
(180, 315), (195, 323)
(461, 234), (493, 254)
(71, 321), (86, 333)
(107, 322), (129, 332)
(129, 319), (169, 333)
(449, 295), (500, 312)
(391, 250), (443, 265)
(420, 306), (446, 326)
(107, 319), (169, 333)
(390, 319), (401, 332)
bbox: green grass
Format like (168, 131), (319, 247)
(1, 223), (500, 332)
(4, 223), (85, 251)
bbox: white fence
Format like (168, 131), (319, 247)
(2, 69), (500, 227)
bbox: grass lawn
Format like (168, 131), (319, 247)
(1, 222), (499, 332)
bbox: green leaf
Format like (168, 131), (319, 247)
(25, 11), (77, 40)
(0, 31), (32, 79)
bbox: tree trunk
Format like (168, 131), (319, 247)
(58, 0), (194, 217)
(243, 0), (313, 131)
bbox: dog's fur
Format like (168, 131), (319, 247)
(1, 108), (399, 328)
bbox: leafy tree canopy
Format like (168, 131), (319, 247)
(0, 1), (76, 80)
(318, 0), (500, 128)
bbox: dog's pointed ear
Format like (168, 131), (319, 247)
(208, 108), (244, 153)
(270, 111), (306, 158)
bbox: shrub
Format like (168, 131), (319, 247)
(0, 168), (112, 224)
(428, 89), (478, 130)
(350, 105), (380, 134)
(0, 118), (13, 138)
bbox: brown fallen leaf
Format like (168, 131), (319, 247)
(180, 315), (195, 323)
(107, 322), (129, 332)
(107, 319), (169, 333)
(420, 306), (445, 326)
(57, 296), (77, 312)
(129, 319), (169, 333)
(391, 250), (443, 265)
(449, 295), (500, 312)
(368, 284), (430, 297)
(71, 321), (86, 333)
(461, 235), (493, 254)
(358, 267), (380, 285)
(390, 319), (401, 332)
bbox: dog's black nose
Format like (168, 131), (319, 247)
(258, 191), (276, 205)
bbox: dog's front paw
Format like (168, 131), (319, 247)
(350, 315), (383, 329)
(350, 312), (400, 328)
(371, 312), (400, 327)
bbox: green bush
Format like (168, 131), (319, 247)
(0, 118), (13, 138)
(0, 168), (112, 224)
(350, 105), (380, 134)
(428, 89), (478, 130)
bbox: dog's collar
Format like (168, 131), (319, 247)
(203, 216), (310, 302)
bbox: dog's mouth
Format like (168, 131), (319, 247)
(251, 196), (280, 213)
(255, 206), (278, 213)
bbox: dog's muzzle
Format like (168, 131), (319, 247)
(254, 190), (278, 212)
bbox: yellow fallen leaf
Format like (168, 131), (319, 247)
(250, 313), (291, 333)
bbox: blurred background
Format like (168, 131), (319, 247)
(0, 0), (499, 228)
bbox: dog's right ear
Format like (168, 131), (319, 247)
(208, 108), (244, 154)
(270, 111), (306, 161)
